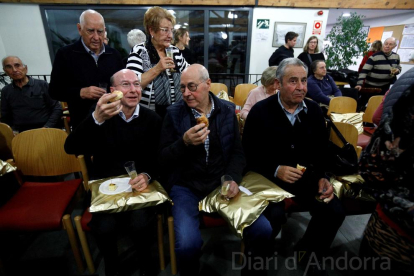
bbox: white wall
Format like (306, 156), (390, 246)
(0, 3), (52, 75)
(326, 11), (414, 74)
(249, 7), (329, 75)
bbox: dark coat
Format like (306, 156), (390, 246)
(159, 93), (245, 197)
(242, 95), (328, 195)
(269, 46), (294, 66)
(49, 38), (124, 128)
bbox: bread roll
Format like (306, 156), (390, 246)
(196, 113), (209, 128)
(109, 90), (123, 102)
(296, 164), (306, 173)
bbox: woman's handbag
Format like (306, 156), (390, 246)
(326, 118), (359, 176)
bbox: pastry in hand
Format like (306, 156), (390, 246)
(109, 90), (123, 102)
(196, 113), (209, 128)
(296, 164), (306, 173)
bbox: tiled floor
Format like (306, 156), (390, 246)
(0, 211), (371, 276)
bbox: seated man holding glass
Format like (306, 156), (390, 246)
(159, 64), (282, 276)
(65, 69), (162, 276)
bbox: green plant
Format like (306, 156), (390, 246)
(325, 12), (369, 70)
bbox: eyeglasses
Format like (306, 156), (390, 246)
(116, 81), (141, 89)
(3, 63), (25, 71)
(159, 27), (174, 34)
(309, 41), (318, 44)
(180, 80), (206, 93)
(85, 28), (105, 36)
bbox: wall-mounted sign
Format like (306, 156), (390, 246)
(257, 19), (270, 29)
(313, 20), (323, 35)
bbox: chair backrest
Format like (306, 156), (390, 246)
(234, 84), (257, 107)
(363, 95), (384, 124)
(12, 128), (82, 177)
(330, 122), (358, 152)
(327, 96), (357, 116)
(0, 123), (14, 161)
(210, 83), (228, 95)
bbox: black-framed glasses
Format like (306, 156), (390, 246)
(180, 80), (206, 93)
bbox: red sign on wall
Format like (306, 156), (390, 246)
(313, 20), (323, 35)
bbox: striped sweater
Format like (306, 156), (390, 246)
(357, 51), (401, 87)
(126, 43), (189, 109)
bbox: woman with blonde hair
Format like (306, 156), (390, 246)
(240, 66), (278, 120)
(174, 27), (194, 64)
(298, 36), (325, 76)
(358, 40), (382, 72)
(126, 6), (189, 118)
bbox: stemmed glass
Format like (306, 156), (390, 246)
(165, 46), (176, 72)
(220, 175), (233, 202)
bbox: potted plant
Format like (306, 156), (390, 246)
(325, 12), (369, 70)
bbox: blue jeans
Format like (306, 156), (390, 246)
(171, 185), (283, 276)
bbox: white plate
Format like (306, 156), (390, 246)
(99, 177), (132, 195)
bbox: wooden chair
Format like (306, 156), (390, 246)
(330, 122), (362, 159)
(0, 123), (14, 161)
(210, 83), (228, 96)
(0, 128), (87, 274)
(74, 170), (166, 274)
(232, 84), (257, 109)
(61, 102), (71, 134)
(357, 95), (383, 149)
(327, 96), (357, 116)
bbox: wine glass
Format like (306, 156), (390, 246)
(165, 46), (176, 72)
(220, 175), (233, 202)
(124, 161), (138, 180)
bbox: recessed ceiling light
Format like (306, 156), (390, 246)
(343, 13), (351, 17)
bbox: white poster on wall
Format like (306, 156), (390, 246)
(400, 35), (414, 48)
(403, 24), (414, 35)
(255, 30), (269, 42)
(397, 48), (414, 63)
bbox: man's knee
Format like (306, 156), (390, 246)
(175, 229), (203, 258)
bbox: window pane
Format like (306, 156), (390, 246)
(208, 10), (249, 74)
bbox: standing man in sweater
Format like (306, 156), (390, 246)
(355, 37), (401, 95)
(49, 9), (124, 130)
(269, 31), (298, 66)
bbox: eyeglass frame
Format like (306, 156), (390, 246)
(159, 27), (174, 34)
(180, 80), (207, 94)
(85, 28), (105, 36)
(114, 81), (142, 89)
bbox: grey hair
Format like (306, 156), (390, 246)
(127, 29), (146, 48)
(261, 66), (278, 87)
(79, 9), (105, 27)
(275, 58), (308, 82)
(2, 55), (25, 68)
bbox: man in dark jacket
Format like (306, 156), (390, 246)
(268, 31), (298, 66)
(243, 58), (345, 272)
(65, 69), (162, 276)
(1, 56), (62, 132)
(49, 9), (124, 129)
(159, 64), (275, 276)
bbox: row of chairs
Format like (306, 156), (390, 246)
(210, 82), (258, 109)
(0, 127), (167, 275)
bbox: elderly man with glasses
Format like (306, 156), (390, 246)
(159, 64), (276, 276)
(65, 69), (162, 276)
(1, 55), (62, 133)
(49, 9), (124, 130)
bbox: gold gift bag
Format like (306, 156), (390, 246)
(89, 174), (172, 213)
(0, 159), (16, 176)
(337, 174), (375, 201)
(330, 113), (363, 134)
(199, 171), (294, 238)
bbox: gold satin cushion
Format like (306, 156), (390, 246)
(89, 174), (172, 213)
(199, 171), (294, 238)
(0, 159), (16, 176)
(330, 113), (363, 134)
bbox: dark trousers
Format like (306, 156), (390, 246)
(89, 207), (157, 275)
